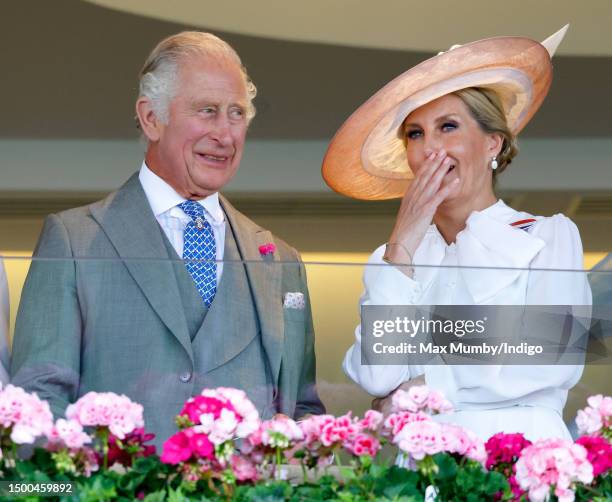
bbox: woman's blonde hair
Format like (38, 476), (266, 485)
(452, 87), (518, 177)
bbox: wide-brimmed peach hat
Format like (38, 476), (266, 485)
(322, 25), (569, 200)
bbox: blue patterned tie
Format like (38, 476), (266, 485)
(179, 200), (217, 306)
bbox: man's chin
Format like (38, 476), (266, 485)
(185, 176), (233, 198)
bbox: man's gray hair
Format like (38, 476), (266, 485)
(138, 31), (257, 125)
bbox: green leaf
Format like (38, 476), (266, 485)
(241, 481), (291, 502)
(432, 453), (457, 482)
(373, 466), (421, 499)
(166, 486), (193, 502)
(339, 466), (357, 481)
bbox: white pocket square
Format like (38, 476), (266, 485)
(283, 292), (305, 310)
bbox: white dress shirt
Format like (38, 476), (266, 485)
(343, 200), (592, 441)
(138, 162), (225, 282)
(0, 259), (10, 384)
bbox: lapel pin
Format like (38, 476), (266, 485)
(258, 243), (276, 257)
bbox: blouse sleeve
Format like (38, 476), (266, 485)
(0, 260), (10, 385)
(434, 215), (591, 406)
(342, 244), (426, 397)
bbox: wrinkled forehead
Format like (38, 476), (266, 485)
(174, 55), (249, 101)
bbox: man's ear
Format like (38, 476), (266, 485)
(487, 132), (504, 158)
(136, 97), (163, 142)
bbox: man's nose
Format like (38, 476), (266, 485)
(210, 115), (232, 145)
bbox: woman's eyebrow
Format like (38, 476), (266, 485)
(434, 113), (461, 123)
(404, 113), (461, 129)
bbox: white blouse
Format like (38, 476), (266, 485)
(343, 200), (592, 440)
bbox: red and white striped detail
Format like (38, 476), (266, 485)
(510, 218), (537, 231)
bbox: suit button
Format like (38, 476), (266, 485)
(179, 372), (192, 383)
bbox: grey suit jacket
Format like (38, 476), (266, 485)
(10, 173), (325, 444)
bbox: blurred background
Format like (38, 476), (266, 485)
(0, 0), (610, 421)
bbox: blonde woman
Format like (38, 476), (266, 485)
(323, 27), (591, 441)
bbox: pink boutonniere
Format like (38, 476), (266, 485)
(258, 243), (276, 257)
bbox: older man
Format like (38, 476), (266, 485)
(11, 32), (325, 444)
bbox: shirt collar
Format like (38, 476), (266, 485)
(138, 162), (225, 224)
(475, 199), (515, 222)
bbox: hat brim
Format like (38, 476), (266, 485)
(322, 36), (553, 200)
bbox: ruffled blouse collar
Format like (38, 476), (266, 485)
(412, 200), (546, 302)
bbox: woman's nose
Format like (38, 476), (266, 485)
(424, 133), (443, 155)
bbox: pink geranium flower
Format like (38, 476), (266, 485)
(47, 418), (91, 450)
(441, 424), (487, 465)
(231, 454), (259, 482)
(258, 415), (303, 448)
(199, 387), (260, 440)
(392, 416), (486, 465)
(359, 410), (384, 432)
(382, 410), (430, 437)
(66, 392), (144, 439)
(576, 394), (612, 437)
(162, 387), (262, 479)
(485, 432), (532, 470)
(394, 419), (445, 460)
(319, 413), (360, 447)
(290, 411), (385, 463)
(515, 438), (594, 502)
(0, 384), (54, 444)
(161, 430), (193, 465)
(180, 395), (232, 424)
(298, 414), (335, 445)
(347, 433), (381, 457)
(575, 435), (612, 477)
(188, 430), (215, 459)
(391, 385), (453, 415)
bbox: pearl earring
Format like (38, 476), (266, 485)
(490, 156), (498, 170)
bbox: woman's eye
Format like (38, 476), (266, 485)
(406, 129), (422, 139)
(442, 122), (457, 132)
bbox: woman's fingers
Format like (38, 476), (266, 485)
(418, 157), (454, 205)
(430, 174), (460, 210)
(410, 150), (446, 197)
(389, 150), (458, 258)
(411, 154), (453, 213)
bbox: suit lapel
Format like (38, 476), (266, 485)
(220, 195), (283, 384)
(90, 174), (193, 363)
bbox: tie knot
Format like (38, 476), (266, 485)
(179, 200), (206, 220)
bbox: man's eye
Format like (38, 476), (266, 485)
(230, 108), (245, 119)
(406, 129), (422, 139)
(200, 107), (216, 114)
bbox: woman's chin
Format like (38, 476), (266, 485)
(438, 191), (464, 210)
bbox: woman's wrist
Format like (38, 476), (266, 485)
(382, 242), (413, 264)
(382, 242), (415, 278)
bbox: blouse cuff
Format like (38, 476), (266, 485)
(364, 246), (424, 305)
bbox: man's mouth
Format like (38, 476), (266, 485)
(196, 153), (230, 164)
